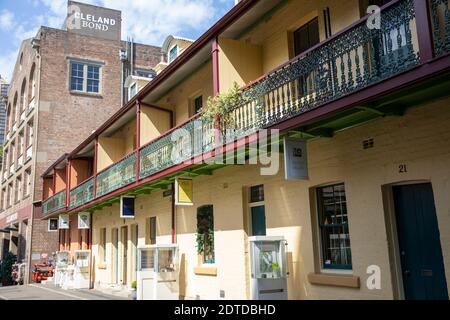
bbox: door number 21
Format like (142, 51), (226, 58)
(399, 164), (407, 173)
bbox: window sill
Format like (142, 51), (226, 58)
(194, 266), (217, 276)
(307, 272), (360, 288)
(69, 91), (103, 99)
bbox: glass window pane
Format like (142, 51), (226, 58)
(317, 183), (352, 269)
(250, 185), (264, 203)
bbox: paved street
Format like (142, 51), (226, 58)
(0, 283), (130, 300)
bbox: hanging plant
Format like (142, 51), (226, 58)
(196, 228), (205, 255)
(200, 82), (246, 129)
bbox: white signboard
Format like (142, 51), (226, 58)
(283, 137), (309, 180)
(6, 213), (18, 224)
(58, 214), (70, 229)
(78, 212), (91, 229)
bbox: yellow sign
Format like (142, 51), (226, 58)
(175, 178), (193, 206)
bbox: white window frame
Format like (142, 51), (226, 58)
(68, 58), (104, 94)
(168, 45), (178, 63)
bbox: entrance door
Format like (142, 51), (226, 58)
(251, 206), (267, 236)
(2, 239), (10, 258)
(121, 226), (128, 285)
(393, 183), (448, 300)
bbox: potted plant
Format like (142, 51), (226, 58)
(130, 280), (137, 300)
(200, 81), (245, 131)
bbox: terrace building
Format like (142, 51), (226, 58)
(42, 0), (450, 300)
(0, 1), (161, 283)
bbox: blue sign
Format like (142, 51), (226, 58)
(120, 196), (135, 218)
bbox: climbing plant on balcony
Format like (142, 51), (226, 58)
(200, 81), (245, 130)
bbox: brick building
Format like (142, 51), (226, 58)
(0, 1), (161, 283)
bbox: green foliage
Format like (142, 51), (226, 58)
(200, 82), (245, 129)
(0, 252), (15, 286)
(131, 280), (137, 289)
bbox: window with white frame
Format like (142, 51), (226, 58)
(248, 185), (267, 236)
(168, 45), (178, 63)
(99, 227), (106, 263)
(316, 183), (352, 270)
(129, 83), (137, 99)
(70, 61), (101, 94)
(24, 168), (31, 197)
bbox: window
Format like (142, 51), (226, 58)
(293, 17), (320, 56)
(169, 45), (178, 63)
(129, 83), (137, 99)
(316, 183), (352, 270)
(48, 218), (58, 232)
(20, 79), (27, 112)
(29, 64), (36, 101)
(193, 95), (203, 114)
(136, 69), (156, 79)
(18, 131), (24, 156)
(15, 175), (22, 203)
(26, 119), (33, 148)
(1, 188), (5, 210)
(249, 185), (266, 236)
(99, 227), (106, 263)
(146, 216), (157, 245)
(197, 205), (214, 264)
(24, 168), (31, 197)
(70, 62), (101, 93)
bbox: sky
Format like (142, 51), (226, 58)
(0, 0), (235, 82)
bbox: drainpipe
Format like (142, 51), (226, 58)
(212, 37), (221, 147)
(89, 211), (93, 289)
(171, 182), (175, 244)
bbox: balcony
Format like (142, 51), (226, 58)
(139, 114), (215, 179)
(42, 190), (66, 217)
(95, 152), (136, 198)
(69, 176), (94, 210)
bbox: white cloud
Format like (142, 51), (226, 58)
(0, 0), (234, 80)
(0, 9), (15, 31)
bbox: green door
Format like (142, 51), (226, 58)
(393, 183), (448, 300)
(251, 206), (266, 236)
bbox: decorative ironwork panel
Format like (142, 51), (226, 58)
(69, 177), (94, 209)
(139, 117), (215, 179)
(42, 190), (66, 217)
(96, 153), (137, 198)
(430, 0), (450, 57)
(233, 0), (419, 132)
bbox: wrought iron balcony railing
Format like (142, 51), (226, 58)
(139, 114), (215, 180)
(95, 152), (137, 198)
(42, 190), (66, 217)
(430, 0), (450, 57)
(69, 176), (94, 210)
(233, 0), (420, 137)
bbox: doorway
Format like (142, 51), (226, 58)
(120, 226), (128, 285)
(392, 183), (448, 300)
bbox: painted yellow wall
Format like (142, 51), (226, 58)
(155, 62), (213, 126)
(236, 0), (361, 72)
(140, 105), (172, 146)
(97, 120), (136, 172)
(89, 98), (450, 299)
(218, 37), (263, 92)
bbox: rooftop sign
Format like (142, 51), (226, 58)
(66, 1), (121, 41)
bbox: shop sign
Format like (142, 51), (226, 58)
(78, 212), (91, 229)
(6, 213), (18, 224)
(120, 196), (135, 218)
(58, 214), (70, 229)
(175, 177), (193, 206)
(283, 137), (309, 180)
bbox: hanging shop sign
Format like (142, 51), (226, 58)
(175, 177), (193, 206)
(78, 212), (91, 229)
(283, 137), (309, 180)
(58, 214), (70, 229)
(120, 196), (135, 218)
(48, 218), (59, 232)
